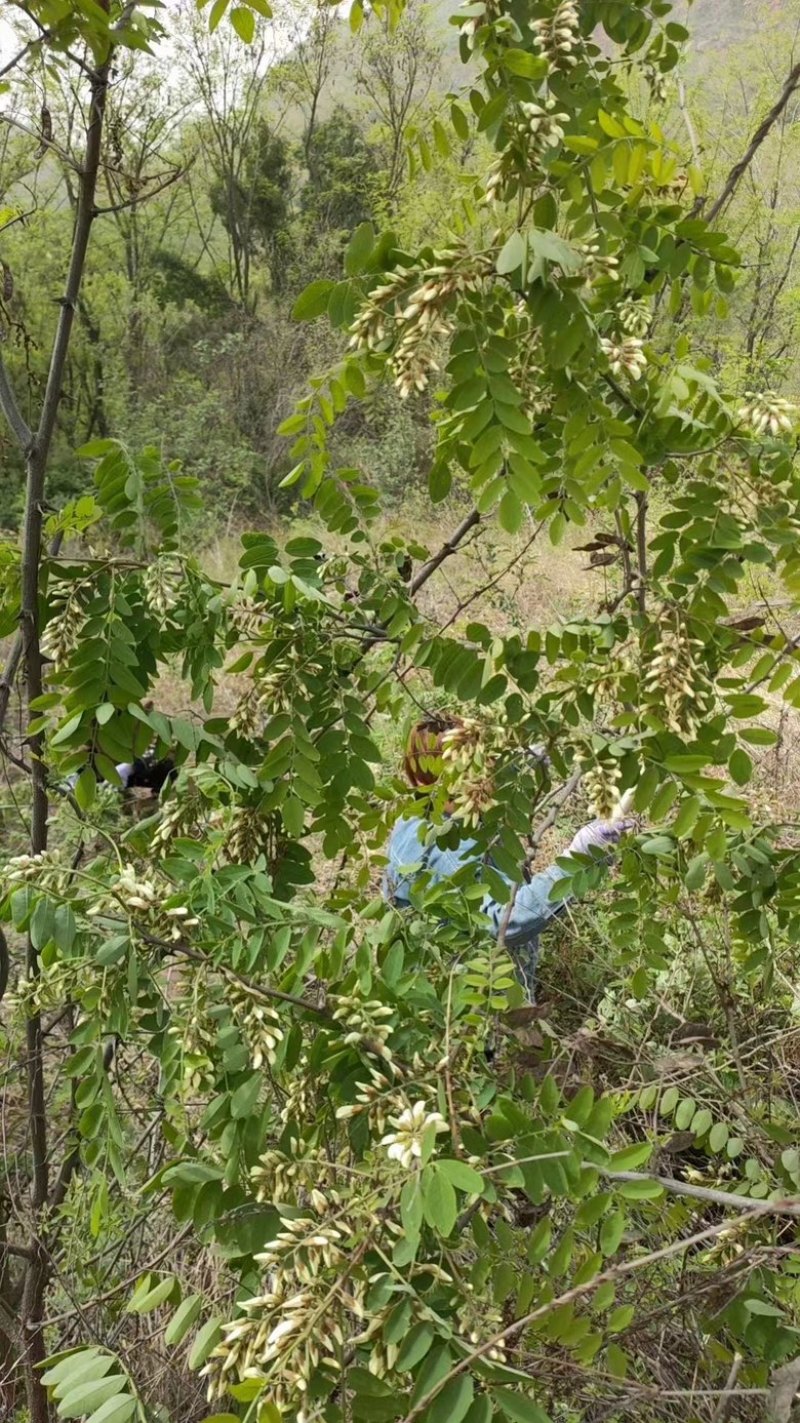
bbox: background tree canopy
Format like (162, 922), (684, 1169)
(5, 2), (800, 1423)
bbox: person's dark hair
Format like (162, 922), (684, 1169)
(126, 754), (176, 796)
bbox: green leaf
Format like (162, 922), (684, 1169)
(230, 1073), (261, 1119)
(709, 1123), (729, 1154)
(729, 748), (753, 785)
(451, 102), (470, 140)
(165, 1294), (203, 1346)
(530, 231), (582, 273)
(599, 1210), (625, 1257)
(743, 1298), (784, 1318)
(400, 1176), (423, 1240)
(345, 222), (375, 276)
(188, 1317), (223, 1370)
(659, 1087), (679, 1117)
(410, 1348), (452, 1409)
(502, 49), (547, 79)
(691, 1108), (713, 1138)
(396, 1322), (435, 1373)
(52, 711), (85, 746)
(230, 5), (255, 40)
(76, 439), (118, 459)
(208, 0), (230, 32)
(672, 796), (700, 838)
(422, 1165), (457, 1236)
(292, 280), (335, 321)
(59, 1377), (127, 1419)
(282, 794), (305, 838)
(496, 232), (526, 276)
(42, 1351), (114, 1391)
(610, 1142), (652, 1171)
(607, 1305), (635, 1333)
(674, 1097), (696, 1131)
(425, 1375), (474, 1423)
(126, 1275), (176, 1314)
(162, 1161), (224, 1186)
(435, 1159), (483, 1194)
(492, 1388), (551, 1423)
(85, 1398), (137, 1423)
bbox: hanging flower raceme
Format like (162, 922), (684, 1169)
(577, 235), (620, 284)
(642, 612), (716, 736)
(349, 249), (490, 400)
(578, 756), (622, 822)
(41, 590), (86, 670)
(484, 99), (570, 203)
(143, 557), (181, 621)
(229, 986), (284, 1070)
(600, 335), (648, 380)
(618, 296), (652, 337)
(530, 0), (582, 71)
(737, 390), (797, 437)
(87, 861), (199, 939)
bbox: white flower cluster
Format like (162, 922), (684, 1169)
(5, 851), (53, 884)
(577, 237), (620, 283)
(579, 758), (622, 822)
(485, 99), (569, 203)
(230, 987), (284, 1071)
(348, 250), (488, 400)
(601, 335), (647, 380)
(330, 994), (395, 1060)
(643, 616), (714, 736)
(41, 593), (85, 670)
(334, 1064), (397, 1134)
(531, 0), (581, 71)
(458, 0), (503, 50)
(618, 296), (651, 337)
(143, 557), (181, 621)
(517, 98), (570, 152)
(380, 1099), (449, 1169)
(737, 390), (797, 437)
(88, 862), (199, 938)
(225, 588), (264, 641)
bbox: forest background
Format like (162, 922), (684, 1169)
(5, 2), (800, 1423)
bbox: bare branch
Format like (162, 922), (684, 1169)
(700, 59), (800, 225)
(598, 1166), (800, 1217)
(409, 508), (481, 596)
(0, 351), (33, 451)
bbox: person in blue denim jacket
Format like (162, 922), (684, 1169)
(383, 716), (631, 999)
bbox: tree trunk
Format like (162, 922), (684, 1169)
(12, 50), (112, 1423)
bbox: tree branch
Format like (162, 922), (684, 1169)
(598, 1166), (800, 1217)
(0, 350), (33, 451)
(699, 59), (800, 225)
(408, 507), (481, 596)
(18, 41), (113, 1423)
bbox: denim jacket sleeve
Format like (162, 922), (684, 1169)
(384, 816), (572, 947)
(480, 863), (570, 948)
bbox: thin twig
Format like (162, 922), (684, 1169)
(711, 1353), (742, 1423)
